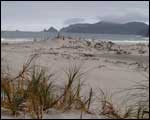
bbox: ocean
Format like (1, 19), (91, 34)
(61, 33), (149, 43)
(1, 33), (149, 44)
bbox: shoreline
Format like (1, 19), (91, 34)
(1, 37), (149, 44)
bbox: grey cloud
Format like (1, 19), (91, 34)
(97, 12), (149, 24)
(2, 1), (149, 31)
(63, 18), (85, 25)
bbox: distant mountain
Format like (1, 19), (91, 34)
(48, 27), (58, 32)
(147, 29), (149, 37)
(60, 21), (149, 35)
(44, 27), (58, 32)
(137, 28), (149, 37)
(145, 29), (149, 37)
(1, 27), (58, 38)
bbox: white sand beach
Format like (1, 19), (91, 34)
(1, 37), (149, 119)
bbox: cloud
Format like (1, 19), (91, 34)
(97, 12), (149, 24)
(2, 1), (149, 31)
(63, 18), (85, 25)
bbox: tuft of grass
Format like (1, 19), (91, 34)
(57, 64), (93, 114)
(98, 88), (132, 119)
(26, 66), (57, 119)
(98, 78), (149, 119)
(1, 54), (149, 119)
(121, 79), (149, 119)
(60, 64), (84, 110)
(1, 60), (94, 118)
(1, 78), (26, 116)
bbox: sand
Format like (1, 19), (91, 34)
(1, 37), (149, 119)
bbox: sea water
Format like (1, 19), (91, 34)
(1, 33), (149, 44)
(61, 33), (149, 43)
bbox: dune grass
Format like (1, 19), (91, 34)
(1, 56), (94, 118)
(26, 66), (56, 119)
(56, 64), (93, 114)
(98, 78), (149, 119)
(1, 55), (149, 119)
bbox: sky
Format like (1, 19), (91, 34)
(1, 1), (149, 31)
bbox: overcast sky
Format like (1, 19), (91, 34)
(1, 1), (149, 31)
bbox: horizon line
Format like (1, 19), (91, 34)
(2, 20), (149, 32)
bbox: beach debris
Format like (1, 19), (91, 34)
(115, 50), (121, 54)
(1, 43), (9, 45)
(128, 62), (139, 66)
(86, 41), (91, 47)
(129, 62), (149, 71)
(115, 49), (131, 55)
(81, 53), (95, 57)
(106, 41), (115, 50)
(115, 61), (127, 64)
(94, 42), (103, 48)
(104, 59), (127, 65)
(138, 49), (146, 54)
(98, 65), (106, 69)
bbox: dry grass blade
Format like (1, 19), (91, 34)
(87, 88), (93, 111)
(57, 64), (93, 113)
(26, 66), (57, 119)
(98, 76), (149, 119)
(1, 78), (26, 115)
(63, 64), (84, 104)
(11, 53), (39, 82)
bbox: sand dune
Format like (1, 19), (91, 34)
(1, 38), (149, 119)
